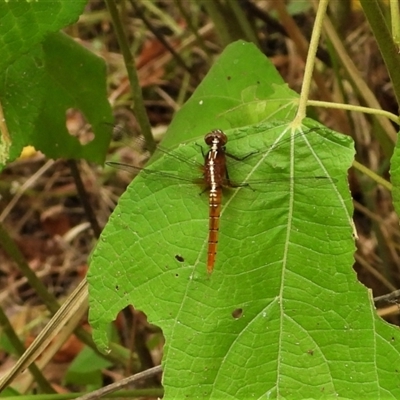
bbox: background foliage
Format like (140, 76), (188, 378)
(1, 1), (400, 399)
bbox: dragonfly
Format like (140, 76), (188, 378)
(108, 125), (328, 274)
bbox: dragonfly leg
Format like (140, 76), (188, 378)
(223, 167), (252, 190)
(225, 150), (259, 161)
(195, 142), (207, 158)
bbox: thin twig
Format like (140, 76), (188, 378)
(130, 0), (193, 74)
(374, 289), (400, 304)
(67, 159), (102, 238)
(75, 365), (163, 400)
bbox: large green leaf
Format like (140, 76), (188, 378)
(88, 41), (400, 398)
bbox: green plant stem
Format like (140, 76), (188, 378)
(353, 160), (392, 191)
(202, 1), (232, 46)
(321, 13), (397, 155)
(0, 307), (55, 393)
(295, 0), (329, 123)
(360, 0), (400, 107)
(226, 0), (259, 46)
(105, 0), (156, 152)
(140, 0), (182, 35)
(307, 100), (399, 124)
(390, 0), (400, 47)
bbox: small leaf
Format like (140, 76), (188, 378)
(0, 6), (113, 165)
(65, 346), (112, 387)
(0, 0), (87, 75)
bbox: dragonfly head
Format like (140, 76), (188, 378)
(204, 129), (228, 147)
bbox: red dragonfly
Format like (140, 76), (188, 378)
(108, 126), (327, 274)
(202, 129), (245, 274)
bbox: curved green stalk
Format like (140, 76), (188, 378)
(294, 0), (329, 124)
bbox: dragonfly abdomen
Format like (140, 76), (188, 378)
(203, 130), (229, 274)
(207, 187), (222, 274)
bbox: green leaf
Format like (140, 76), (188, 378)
(31, 32), (113, 163)
(0, 5), (113, 165)
(0, 386), (20, 397)
(64, 346), (112, 388)
(88, 41), (400, 398)
(0, 0), (87, 75)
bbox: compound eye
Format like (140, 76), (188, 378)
(204, 129), (227, 146)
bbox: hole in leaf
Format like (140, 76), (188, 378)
(65, 108), (94, 145)
(231, 308), (243, 319)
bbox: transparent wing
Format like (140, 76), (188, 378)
(106, 161), (202, 184)
(107, 125), (332, 188)
(148, 126), (324, 172)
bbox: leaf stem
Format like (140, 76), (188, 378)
(390, 0), (400, 49)
(321, 12), (398, 154)
(353, 160), (392, 191)
(294, 0), (329, 124)
(306, 100), (399, 124)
